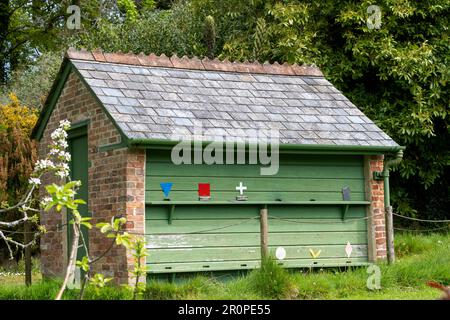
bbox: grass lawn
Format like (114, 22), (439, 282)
(0, 232), (448, 300)
(0, 258), (42, 286)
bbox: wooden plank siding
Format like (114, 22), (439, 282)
(145, 150), (369, 273)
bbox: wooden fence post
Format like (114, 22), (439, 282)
(260, 206), (269, 262)
(24, 220), (32, 286)
(385, 206), (395, 264)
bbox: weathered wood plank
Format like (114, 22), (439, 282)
(145, 204), (367, 220)
(147, 150), (364, 166)
(147, 257), (369, 273)
(145, 231), (368, 249)
(146, 218), (367, 234)
(147, 163), (364, 179)
(146, 244), (367, 264)
(144, 150), (368, 273)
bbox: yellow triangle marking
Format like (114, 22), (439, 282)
(309, 249), (322, 259)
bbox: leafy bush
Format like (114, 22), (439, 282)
(0, 94), (38, 258)
(0, 93), (38, 204)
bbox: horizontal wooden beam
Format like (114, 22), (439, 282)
(146, 258), (370, 274)
(147, 200), (370, 205)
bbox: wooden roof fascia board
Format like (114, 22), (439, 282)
(128, 138), (405, 155)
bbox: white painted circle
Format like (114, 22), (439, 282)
(275, 247), (286, 260)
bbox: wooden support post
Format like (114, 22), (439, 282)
(385, 206), (395, 264)
(24, 220), (32, 286)
(260, 206), (269, 262)
(168, 205), (175, 225)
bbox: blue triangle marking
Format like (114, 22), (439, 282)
(160, 182), (173, 198)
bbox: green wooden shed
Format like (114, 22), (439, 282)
(33, 49), (404, 283)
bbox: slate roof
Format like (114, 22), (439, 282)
(66, 49), (398, 147)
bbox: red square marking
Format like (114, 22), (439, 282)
(198, 183), (210, 197)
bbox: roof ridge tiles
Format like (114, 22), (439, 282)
(66, 48), (323, 77)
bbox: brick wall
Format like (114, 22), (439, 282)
(38, 71), (145, 284)
(366, 155), (387, 260)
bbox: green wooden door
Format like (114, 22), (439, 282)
(145, 150), (369, 274)
(68, 126), (89, 261)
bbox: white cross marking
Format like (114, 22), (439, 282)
(236, 182), (247, 195)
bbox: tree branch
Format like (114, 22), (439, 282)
(55, 221), (80, 300)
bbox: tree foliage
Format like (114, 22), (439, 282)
(192, 0), (450, 220)
(0, 0), (448, 220)
(0, 94), (38, 205)
(0, 52), (63, 109)
(0, 94), (38, 258)
(0, 0), (71, 84)
(71, 2), (205, 57)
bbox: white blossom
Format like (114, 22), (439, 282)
(40, 196), (53, 207)
(56, 170), (69, 179)
(50, 128), (68, 141)
(59, 120), (71, 130)
(58, 151), (71, 161)
(29, 177), (41, 185)
(57, 139), (69, 149)
(34, 159), (55, 171)
(32, 119), (73, 182)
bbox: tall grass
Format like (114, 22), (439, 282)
(248, 256), (297, 299)
(0, 280), (61, 300)
(0, 233), (448, 300)
(0, 279), (133, 300)
(395, 232), (448, 258)
(384, 232), (450, 287)
(144, 276), (216, 300)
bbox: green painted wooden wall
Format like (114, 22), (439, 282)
(146, 151), (366, 202)
(145, 150), (369, 273)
